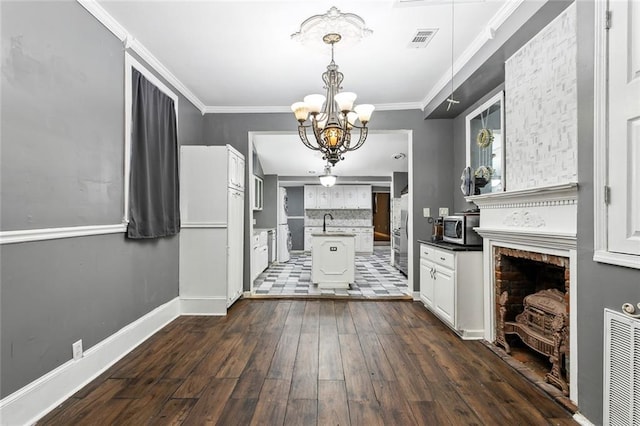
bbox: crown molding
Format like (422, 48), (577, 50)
(203, 102), (423, 115)
(76, 0), (206, 114)
(420, 0), (524, 108)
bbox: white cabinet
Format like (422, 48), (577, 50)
(329, 186), (344, 209)
(343, 185), (358, 209)
(179, 145), (245, 315)
(316, 187), (331, 209)
(419, 243), (483, 339)
(252, 175), (263, 211)
(305, 226), (373, 253)
(356, 185), (372, 209)
(303, 185), (371, 210)
(251, 230), (269, 281)
(304, 185), (317, 209)
(311, 233), (355, 288)
(228, 149), (245, 191)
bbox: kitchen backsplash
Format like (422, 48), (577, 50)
(305, 209), (372, 227)
(504, 3), (577, 190)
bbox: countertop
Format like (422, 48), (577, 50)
(311, 232), (356, 237)
(253, 228), (275, 234)
(305, 225), (374, 229)
(418, 239), (483, 252)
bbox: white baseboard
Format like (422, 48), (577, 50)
(573, 412), (594, 426)
(412, 291), (420, 301)
(0, 297), (180, 426)
(180, 297), (228, 316)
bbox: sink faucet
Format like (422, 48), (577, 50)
(323, 213), (334, 233)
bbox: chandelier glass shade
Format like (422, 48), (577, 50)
(319, 164), (337, 187)
(291, 32), (374, 166)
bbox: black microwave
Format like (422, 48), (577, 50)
(442, 214), (482, 245)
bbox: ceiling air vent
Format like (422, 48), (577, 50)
(409, 29), (438, 48)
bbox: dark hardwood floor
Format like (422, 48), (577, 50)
(38, 299), (577, 425)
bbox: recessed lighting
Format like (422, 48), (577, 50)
(391, 152), (406, 160)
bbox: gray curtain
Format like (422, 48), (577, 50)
(127, 68), (180, 238)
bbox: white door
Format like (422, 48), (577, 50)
(608, 0), (640, 255)
(420, 259), (435, 308)
(434, 267), (455, 326)
(227, 189), (244, 306)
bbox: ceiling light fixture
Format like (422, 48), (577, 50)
(291, 7), (375, 166)
(319, 164), (337, 187)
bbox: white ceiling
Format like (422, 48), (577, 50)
(96, 0), (511, 176)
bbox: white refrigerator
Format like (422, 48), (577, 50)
(277, 187), (291, 262)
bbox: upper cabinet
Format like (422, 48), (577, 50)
(304, 185), (371, 210)
(465, 91), (505, 194)
(252, 175), (263, 211)
(227, 149), (245, 191)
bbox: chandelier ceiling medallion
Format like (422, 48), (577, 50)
(291, 7), (375, 167)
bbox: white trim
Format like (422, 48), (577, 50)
(181, 222), (228, 229)
(76, 0), (128, 41)
(76, 0), (206, 114)
(123, 53), (179, 224)
(467, 182), (578, 207)
(0, 297), (180, 426)
(203, 102), (423, 115)
(421, 0), (524, 108)
(0, 224), (126, 245)
(412, 291), (420, 301)
(180, 297), (228, 316)
(573, 412), (595, 426)
(464, 91), (504, 168)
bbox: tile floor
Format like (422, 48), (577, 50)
(252, 245), (410, 298)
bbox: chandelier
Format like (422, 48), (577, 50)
(291, 8), (374, 166)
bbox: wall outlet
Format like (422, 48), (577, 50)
(72, 340), (83, 360)
(439, 207), (449, 217)
(253, 218), (256, 225)
(423, 208), (431, 218)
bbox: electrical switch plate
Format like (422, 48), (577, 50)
(423, 208), (431, 218)
(72, 340), (83, 360)
(439, 207), (449, 217)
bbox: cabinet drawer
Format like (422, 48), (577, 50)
(433, 249), (455, 269)
(420, 244), (435, 260)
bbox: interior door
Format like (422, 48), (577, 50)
(608, 0), (640, 255)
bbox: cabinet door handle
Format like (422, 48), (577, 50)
(440, 257), (446, 261)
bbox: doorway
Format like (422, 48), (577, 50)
(373, 192), (391, 243)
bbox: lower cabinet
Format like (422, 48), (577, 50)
(419, 243), (483, 339)
(304, 227), (373, 253)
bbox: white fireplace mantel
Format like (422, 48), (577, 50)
(467, 182), (578, 403)
(466, 182), (578, 241)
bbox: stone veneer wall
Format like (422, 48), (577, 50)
(304, 209), (372, 227)
(504, 3), (577, 190)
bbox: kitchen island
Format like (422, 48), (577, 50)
(311, 232), (355, 288)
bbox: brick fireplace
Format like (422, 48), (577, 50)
(493, 246), (570, 395)
(467, 182), (578, 402)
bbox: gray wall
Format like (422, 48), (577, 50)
(286, 186), (304, 250)
(203, 110), (454, 292)
(254, 174), (277, 229)
(392, 172), (408, 199)
(574, 2), (640, 423)
(0, 1), (202, 397)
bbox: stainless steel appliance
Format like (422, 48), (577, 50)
(393, 193), (409, 276)
(442, 213), (482, 245)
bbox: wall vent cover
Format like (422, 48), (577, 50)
(409, 29), (438, 48)
(604, 309), (640, 425)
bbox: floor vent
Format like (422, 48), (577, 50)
(604, 309), (640, 425)
(408, 29), (437, 48)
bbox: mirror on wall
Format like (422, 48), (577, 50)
(465, 91), (505, 194)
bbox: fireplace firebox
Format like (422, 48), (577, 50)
(493, 247), (569, 395)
